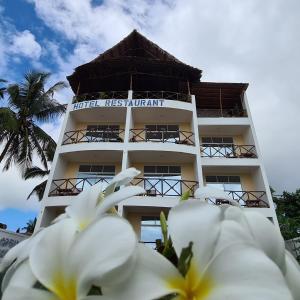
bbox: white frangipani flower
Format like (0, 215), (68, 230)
(102, 200), (294, 300)
(3, 215), (137, 300)
(55, 168), (144, 230)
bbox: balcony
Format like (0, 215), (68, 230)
(62, 129), (125, 145)
(129, 129), (195, 146)
(197, 108), (247, 118)
(132, 91), (191, 103)
(73, 91), (128, 103)
(130, 177), (198, 197)
(49, 177), (113, 196)
(201, 144), (257, 158)
(48, 176), (268, 209)
(207, 190), (268, 208)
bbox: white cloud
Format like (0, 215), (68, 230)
(0, 165), (41, 212)
(9, 30), (42, 59)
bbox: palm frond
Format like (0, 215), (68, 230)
(34, 102), (66, 122)
(45, 81), (68, 97)
(24, 166), (49, 180)
(0, 108), (18, 133)
(27, 180), (47, 201)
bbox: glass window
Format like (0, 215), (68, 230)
(144, 166), (182, 196)
(86, 125), (120, 142)
(77, 165), (115, 190)
(145, 125), (179, 142)
(140, 216), (163, 249)
(201, 137), (234, 157)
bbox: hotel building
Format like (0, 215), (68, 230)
(36, 30), (278, 244)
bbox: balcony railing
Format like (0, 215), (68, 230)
(49, 177), (113, 196)
(49, 177), (268, 208)
(132, 91), (191, 102)
(129, 129), (195, 146)
(73, 91), (128, 103)
(197, 108), (247, 118)
(62, 129), (125, 145)
(131, 177), (198, 197)
(207, 190), (268, 208)
(201, 144), (257, 158)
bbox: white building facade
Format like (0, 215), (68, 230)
(36, 31), (278, 244)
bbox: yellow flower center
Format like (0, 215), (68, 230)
(168, 261), (213, 300)
(52, 273), (77, 300)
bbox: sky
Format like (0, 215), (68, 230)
(0, 0), (300, 231)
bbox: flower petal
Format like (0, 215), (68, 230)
(3, 286), (58, 300)
(205, 243), (293, 300)
(284, 250), (300, 299)
(68, 216), (138, 297)
(195, 186), (236, 204)
(95, 186), (145, 217)
(29, 219), (77, 294)
(104, 168), (140, 196)
(168, 200), (222, 270)
(2, 260), (36, 292)
(225, 207), (286, 271)
(102, 244), (180, 300)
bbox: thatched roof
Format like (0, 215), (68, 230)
(67, 30), (202, 94)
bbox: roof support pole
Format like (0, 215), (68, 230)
(130, 73), (133, 90)
(219, 88), (223, 117)
(76, 82), (81, 96)
(187, 80), (191, 95)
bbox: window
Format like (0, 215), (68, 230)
(86, 125), (120, 142)
(205, 175), (242, 191)
(202, 137), (234, 157)
(144, 166), (181, 196)
(145, 125), (179, 142)
(77, 165), (115, 187)
(140, 216), (163, 249)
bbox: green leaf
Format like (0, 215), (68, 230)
(160, 211), (168, 244)
(180, 190), (190, 201)
(177, 242), (193, 277)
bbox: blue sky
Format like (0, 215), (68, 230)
(0, 0), (300, 231)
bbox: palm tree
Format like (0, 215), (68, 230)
(0, 79), (6, 98)
(0, 71), (66, 171)
(22, 217), (37, 234)
(24, 165), (50, 200)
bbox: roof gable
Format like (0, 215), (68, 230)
(91, 30), (187, 65)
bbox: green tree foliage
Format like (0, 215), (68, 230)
(274, 189), (300, 240)
(22, 217), (37, 234)
(0, 71), (66, 171)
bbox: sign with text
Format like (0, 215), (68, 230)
(72, 99), (165, 111)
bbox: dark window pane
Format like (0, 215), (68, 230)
(229, 176), (240, 183)
(87, 125), (98, 131)
(217, 176), (229, 183)
(202, 137), (212, 143)
(223, 137), (234, 143)
(157, 166), (168, 173)
(164, 131), (179, 139)
(157, 125), (168, 131)
(103, 165), (115, 173)
(168, 125), (179, 131)
(98, 125), (107, 131)
(212, 137), (223, 143)
(144, 166), (156, 173)
(169, 166), (181, 174)
(206, 176), (217, 182)
(90, 165), (103, 172)
(109, 125), (119, 130)
(145, 125), (156, 131)
(79, 165), (91, 172)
